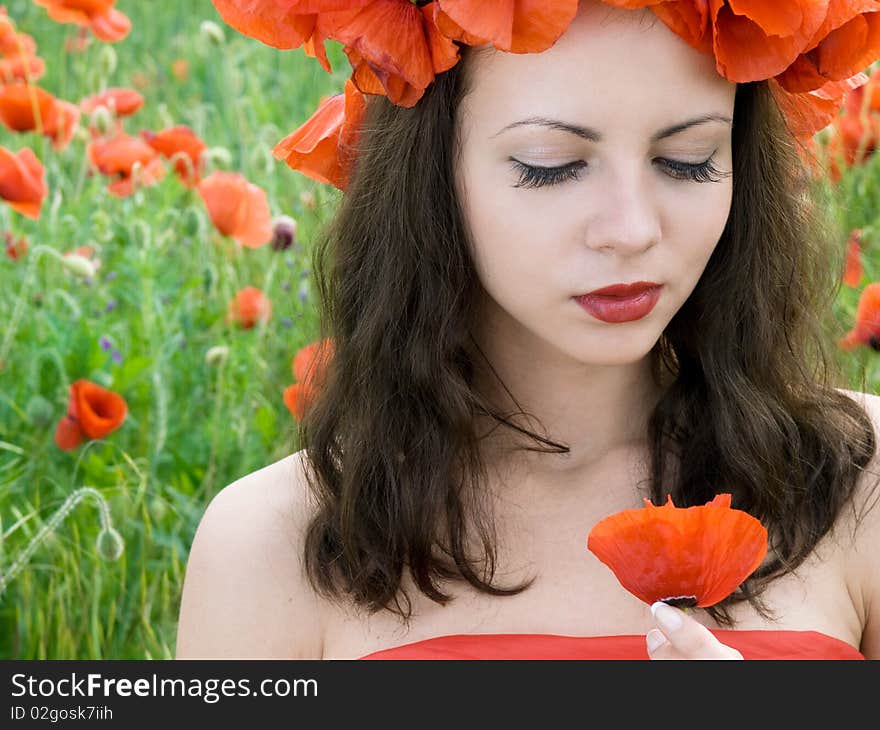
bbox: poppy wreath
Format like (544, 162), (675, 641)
(212, 1), (880, 191)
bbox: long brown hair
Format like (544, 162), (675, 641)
(296, 43), (879, 628)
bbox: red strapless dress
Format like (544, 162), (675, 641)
(358, 630), (865, 660)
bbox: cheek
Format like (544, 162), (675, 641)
(667, 181), (732, 276)
(460, 163), (560, 301)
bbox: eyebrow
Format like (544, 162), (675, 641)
(491, 114), (733, 143)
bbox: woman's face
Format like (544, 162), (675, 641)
(455, 1), (737, 367)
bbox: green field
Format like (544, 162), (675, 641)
(0, 0), (878, 659)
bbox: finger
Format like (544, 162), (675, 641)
(649, 601), (743, 659)
(645, 628), (671, 658)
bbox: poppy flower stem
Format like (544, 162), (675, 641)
(0, 487), (123, 597)
(0, 244), (59, 366)
(197, 354), (228, 503)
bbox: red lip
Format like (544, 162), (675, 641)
(573, 283), (662, 323)
(582, 281), (661, 297)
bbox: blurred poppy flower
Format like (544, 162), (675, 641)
(227, 286), (271, 329)
(141, 125), (206, 187)
(54, 378), (128, 451)
(274, 77), (366, 191)
(197, 171), (272, 247)
(33, 0), (131, 43)
(86, 132), (166, 197)
(0, 82), (80, 150)
(0, 18), (45, 84)
(64, 26), (91, 52)
(283, 337), (335, 421)
(3, 230), (27, 260)
(0, 9), (41, 61)
(587, 493), (768, 609)
(0, 52), (46, 84)
(80, 86), (144, 117)
(844, 228), (864, 287)
(171, 58), (189, 81)
(65, 244), (100, 267)
(839, 281), (880, 351)
(0, 144), (46, 219)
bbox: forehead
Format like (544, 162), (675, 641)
(459, 3), (735, 135)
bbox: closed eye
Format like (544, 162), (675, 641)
(509, 156), (729, 189)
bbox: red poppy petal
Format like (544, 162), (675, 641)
(54, 415), (84, 450)
(587, 493), (768, 608)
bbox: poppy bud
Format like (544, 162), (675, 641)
(98, 45), (118, 77)
(205, 344), (230, 366)
(26, 394), (53, 428)
(200, 20), (226, 46)
(4, 231), (27, 260)
(89, 105), (114, 136)
(270, 215), (297, 251)
(96, 527), (124, 561)
(201, 146), (232, 170)
(61, 253), (96, 279)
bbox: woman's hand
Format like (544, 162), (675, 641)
(646, 601), (744, 660)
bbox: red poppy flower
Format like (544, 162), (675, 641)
(329, 0), (460, 107)
(0, 8), (37, 55)
(211, 0), (371, 74)
(772, 71), (871, 143)
(0, 52), (46, 84)
(54, 379), (128, 451)
(86, 132), (166, 197)
(3, 230), (27, 260)
(843, 66), (880, 116)
(0, 82), (80, 150)
(196, 171), (272, 247)
(774, 2), (880, 94)
(844, 228), (864, 287)
(839, 281), (880, 350)
(33, 0), (131, 43)
(80, 87), (145, 117)
(833, 104), (880, 164)
(274, 78), (366, 190)
(586, 493), (768, 608)
(227, 286), (272, 329)
(283, 337), (335, 420)
(433, 0), (580, 53)
(0, 15), (45, 84)
(607, 1), (880, 92)
(604, 1), (880, 141)
(141, 125), (206, 187)
(0, 144), (46, 219)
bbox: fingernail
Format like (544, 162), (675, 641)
(646, 628), (667, 653)
(651, 601), (683, 632)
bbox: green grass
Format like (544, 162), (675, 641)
(0, 0), (346, 659)
(0, 0), (878, 659)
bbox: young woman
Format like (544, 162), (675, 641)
(176, 0), (880, 660)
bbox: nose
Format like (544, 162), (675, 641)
(582, 162), (662, 256)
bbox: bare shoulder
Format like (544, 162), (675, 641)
(175, 450), (325, 659)
(834, 387), (880, 659)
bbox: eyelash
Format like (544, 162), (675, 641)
(509, 156), (727, 189)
